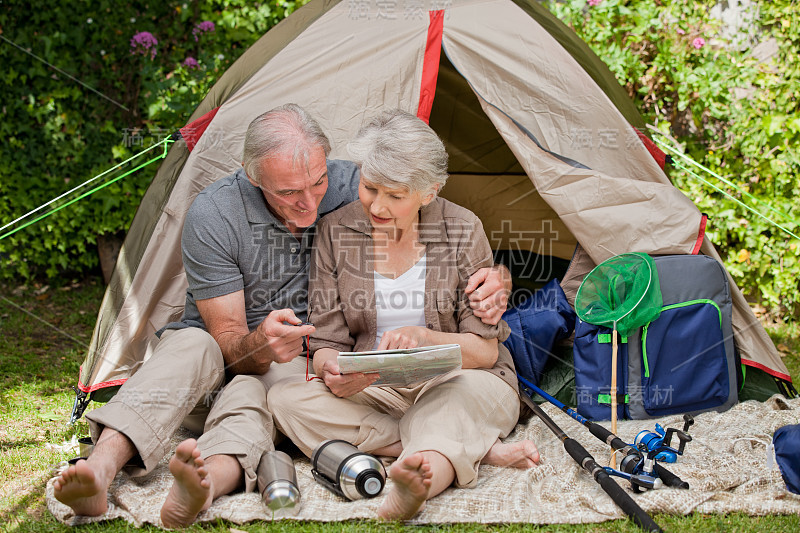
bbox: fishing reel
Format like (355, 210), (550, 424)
(604, 451), (662, 492)
(603, 414), (694, 492)
(634, 414), (694, 463)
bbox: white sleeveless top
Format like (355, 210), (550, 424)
(373, 253), (427, 350)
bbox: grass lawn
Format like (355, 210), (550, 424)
(1, 276), (799, 532)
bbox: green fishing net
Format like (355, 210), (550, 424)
(575, 252), (663, 337)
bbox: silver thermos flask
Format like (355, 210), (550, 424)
(311, 439), (386, 500)
(257, 450), (301, 514)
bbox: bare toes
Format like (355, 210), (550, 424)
(161, 440), (212, 528)
(53, 460), (109, 516)
(379, 453), (432, 520)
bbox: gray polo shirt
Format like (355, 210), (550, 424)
(160, 159), (360, 334)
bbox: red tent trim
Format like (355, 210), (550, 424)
(417, 10), (444, 124)
(78, 376), (128, 393)
(180, 106), (221, 152)
(743, 359), (792, 383)
(632, 127), (667, 169)
(692, 214), (707, 254)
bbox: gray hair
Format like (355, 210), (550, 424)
(242, 103), (331, 184)
(347, 109), (448, 194)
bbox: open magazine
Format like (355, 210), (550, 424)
(337, 344), (462, 387)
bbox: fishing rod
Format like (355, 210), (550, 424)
(519, 375), (691, 491)
(518, 391), (663, 533)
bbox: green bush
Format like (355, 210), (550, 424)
(548, 0), (800, 317)
(0, 0), (304, 280)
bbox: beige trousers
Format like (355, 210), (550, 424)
(86, 328), (304, 491)
(268, 368), (520, 488)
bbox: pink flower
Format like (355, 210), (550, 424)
(183, 57), (199, 69)
(676, 28), (685, 35)
(692, 37), (706, 49)
(588, 0), (602, 5)
(130, 31), (158, 59)
(193, 20), (216, 42)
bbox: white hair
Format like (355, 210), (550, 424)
(347, 109), (448, 194)
(242, 103), (331, 184)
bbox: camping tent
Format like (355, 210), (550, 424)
(71, 0), (794, 420)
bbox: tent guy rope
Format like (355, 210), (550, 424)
(0, 137), (174, 242)
(0, 34), (129, 112)
(651, 134), (800, 241)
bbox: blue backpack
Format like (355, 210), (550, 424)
(574, 255), (739, 420)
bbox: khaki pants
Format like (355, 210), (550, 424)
(86, 328), (304, 491)
(268, 368), (520, 488)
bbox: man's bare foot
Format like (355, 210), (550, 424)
(482, 440), (540, 468)
(160, 439), (213, 528)
(53, 459), (109, 516)
(378, 453), (433, 521)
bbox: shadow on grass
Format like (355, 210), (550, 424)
(0, 470), (53, 530)
(0, 439), (44, 449)
(0, 278), (103, 397)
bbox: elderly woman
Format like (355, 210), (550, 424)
(268, 110), (538, 519)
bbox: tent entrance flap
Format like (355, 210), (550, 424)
(431, 50), (577, 264)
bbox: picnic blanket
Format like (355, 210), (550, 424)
(47, 395), (800, 527)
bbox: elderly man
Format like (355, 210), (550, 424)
(53, 104), (512, 527)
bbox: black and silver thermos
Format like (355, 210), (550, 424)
(257, 450), (301, 513)
(311, 439), (386, 500)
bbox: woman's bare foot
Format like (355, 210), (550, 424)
(482, 439), (540, 468)
(378, 453), (433, 521)
(160, 439), (213, 528)
(53, 459), (109, 516)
